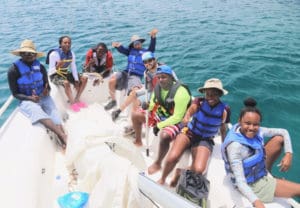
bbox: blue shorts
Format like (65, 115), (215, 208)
(115, 71), (142, 95)
(19, 96), (62, 125)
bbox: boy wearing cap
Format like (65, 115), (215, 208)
(131, 65), (191, 174)
(158, 78), (230, 186)
(124, 52), (179, 137)
(104, 28), (158, 121)
(8, 39), (67, 150)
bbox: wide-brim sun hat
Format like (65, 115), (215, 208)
(11, 39), (44, 58)
(198, 78), (228, 95)
(129, 35), (145, 47)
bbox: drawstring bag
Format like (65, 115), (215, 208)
(57, 191), (89, 208)
(176, 169), (210, 207)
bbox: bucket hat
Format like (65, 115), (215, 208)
(129, 35), (145, 47)
(11, 39), (44, 58)
(198, 78), (228, 95)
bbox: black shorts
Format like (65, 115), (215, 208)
(50, 72), (79, 86)
(185, 129), (215, 152)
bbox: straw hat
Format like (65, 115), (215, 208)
(11, 39), (44, 58)
(198, 78), (228, 95)
(129, 35), (145, 47)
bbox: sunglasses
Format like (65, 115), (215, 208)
(20, 52), (36, 56)
(143, 58), (154, 64)
(133, 40), (141, 46)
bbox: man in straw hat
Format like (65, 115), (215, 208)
(157, 78), (231, 186)
(105, 28), (158, 121)
(8, 39), (67, 150)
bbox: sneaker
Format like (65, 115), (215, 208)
(112, 109), (121, 121)
(123, 126), (135, 136)
(104, 100), (116, 110)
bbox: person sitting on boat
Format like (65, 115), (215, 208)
(83, 42), (113, 85)
(104, 28), (158, 121)
(158, 78), (230, 186)
(48, 36), (88, 112)
(8, 39), (67, 150)
(221, 98), (299, 208)
(132, 65), (191, 174)
(126, 52), (178, 141)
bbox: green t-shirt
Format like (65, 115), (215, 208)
(149, 85), (191, 129)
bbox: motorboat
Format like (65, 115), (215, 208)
(0, 73), (299, 208)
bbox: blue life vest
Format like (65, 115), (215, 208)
(188, 100), (226, 138)
(54, 48), (73, 78)
(221, 124), (267, 184)
(15, 59), (44, 96)
(127, 49), (147, 77)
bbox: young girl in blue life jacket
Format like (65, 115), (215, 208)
(222, 98), (299, 208)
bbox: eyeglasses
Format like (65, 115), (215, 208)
(20, 52), (36, 56)
(143, 58), (154, 64)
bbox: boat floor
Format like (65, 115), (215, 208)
(52, 102), (294, 208)
(0, 74), (298, 208)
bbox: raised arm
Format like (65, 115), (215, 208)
(147, 28), (158, 52)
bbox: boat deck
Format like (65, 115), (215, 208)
(0, 74), (298, 208)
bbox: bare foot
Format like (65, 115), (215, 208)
(148, 162), (161, 175)
(133, 139), (143, 147)
(157, 178), (165, 185)
(169, 175), (180, 187)
(169, 168), (181, 187)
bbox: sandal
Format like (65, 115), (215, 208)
(71, 103), (80, 112)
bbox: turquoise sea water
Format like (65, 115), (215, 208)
(0, 0), (299, 195)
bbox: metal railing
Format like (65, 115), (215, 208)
(0, 95), (14, 118)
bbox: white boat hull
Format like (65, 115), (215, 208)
(0, 73), (299, 208)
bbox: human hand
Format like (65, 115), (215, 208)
(55, 60), (65, 69)
(182, 115), (190, 126)
(42, 83), (49, 96)
(149, 28), (158, 37)
(31, 90), (40, 102)
(279, 152), (292, 172)
(141, 101), (149, 110)
(112, 42), (121, 48)
(89, 58), (95, 66)
(153, 125), (160, 136)
(253, 199), (265, 208)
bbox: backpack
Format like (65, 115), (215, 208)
(176, 169), (210, 207)
(45, 49), (56, 65)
